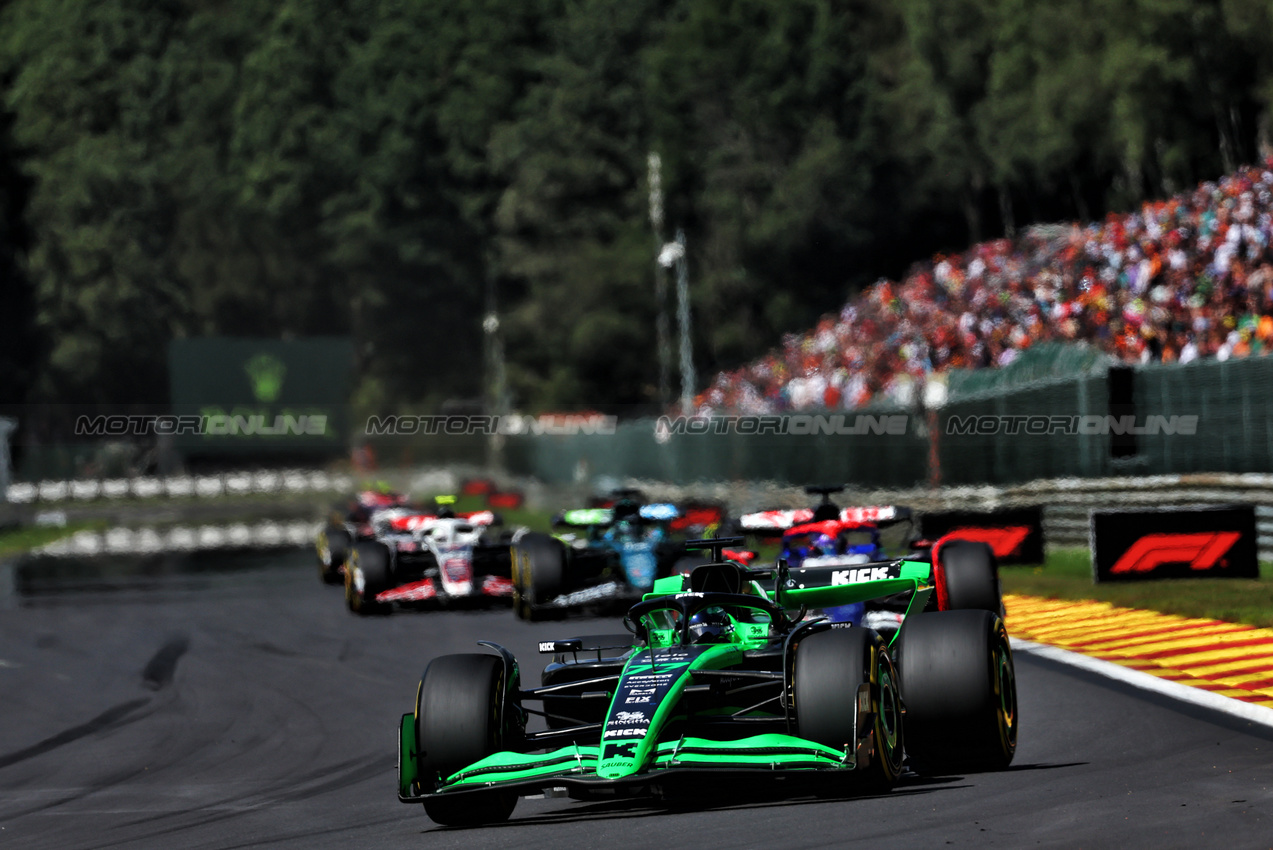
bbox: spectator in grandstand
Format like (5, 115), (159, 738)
(696, 159), (1273, 414)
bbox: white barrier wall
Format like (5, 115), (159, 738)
(5, 470), (354, 504)
(32, 520), (322, 557)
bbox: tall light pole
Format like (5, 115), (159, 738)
(648, 153), (672, 408)
(484, 263), (507, 471)
(0, 417), (15, 503)
(658, 231), (695, 414)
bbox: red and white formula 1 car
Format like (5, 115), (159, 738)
(316, 489), (412, 584)
(736, 485), (1003, 634)
(344, 504), (518, 614)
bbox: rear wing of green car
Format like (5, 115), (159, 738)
(646, 550), (934, 617)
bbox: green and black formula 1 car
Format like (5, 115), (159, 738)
(397, 538), (1017, 826)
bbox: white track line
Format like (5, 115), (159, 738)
(1012, 638), (1273, 731)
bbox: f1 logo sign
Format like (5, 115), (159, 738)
(919, 507), (1044, 565)
(945, 526), (1030, 558)
(1109, 532), (1242, 574)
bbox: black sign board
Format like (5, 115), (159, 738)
(1091, 504), (1258, 583)
(169, 337), (353, 457)
(919, 506), (1045, 565)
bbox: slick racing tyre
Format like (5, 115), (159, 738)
(417, 654), (519, 826)
(317, 525), (350, 584)
(794, 627), (904, 792)
(934, 539), (1002, 615)
(896, 609), (1017, 774)
(345, 540), (392, 615)
(511, 532), (566, 621)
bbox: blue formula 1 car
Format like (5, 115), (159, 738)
(510, 493), (718, 620)
(739, 486), (1000, 635)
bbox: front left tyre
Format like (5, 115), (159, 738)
(416, 654), (520, 826)
(317, 525), (351, 584)
(345, 540), (392, 615)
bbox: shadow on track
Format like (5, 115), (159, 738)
(419, 775), (977, 833)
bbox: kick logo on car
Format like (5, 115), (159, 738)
(832, 566), (895, 584)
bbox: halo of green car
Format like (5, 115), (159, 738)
(398, 537), (1017, 826)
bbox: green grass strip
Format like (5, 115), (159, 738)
(1002, 547), (1273, 629)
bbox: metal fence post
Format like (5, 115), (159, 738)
(0, 417), (15, 503)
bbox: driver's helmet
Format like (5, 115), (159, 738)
(435, 494), (457, 519)
(811, 502), (840, 522)
(813, 532), (836, 556)
(785, 535), (811, 561)
(688, 607), (734, 644)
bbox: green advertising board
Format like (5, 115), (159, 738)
(168, 338), (354, 457)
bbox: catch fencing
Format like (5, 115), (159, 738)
(504, 353), (1273, 488)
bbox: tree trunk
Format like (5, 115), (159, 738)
(998, 185), (1014, 238)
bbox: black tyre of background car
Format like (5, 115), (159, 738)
(794, 627), (904, 792)
(937, 540), (1002, 614)
(345, 540), (392, 615)
(318, 525), (351, 584)
(416, 654), (519, 826)
(512, 532), (566, 621)
(896, 609), (1017, 774)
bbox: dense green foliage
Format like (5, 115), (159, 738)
(1, 0), (1271, 413)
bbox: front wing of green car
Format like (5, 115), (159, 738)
(399, 726), (871, 802)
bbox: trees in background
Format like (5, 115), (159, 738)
(1, 0), (1270, 412)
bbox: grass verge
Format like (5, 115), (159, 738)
(452, 495), (555, 532)
(1002, 547), (1273, 629)
(0, 522), (108, 559)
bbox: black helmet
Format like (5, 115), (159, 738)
(688, 607), (734, 644)
(434, 494), (457, 519)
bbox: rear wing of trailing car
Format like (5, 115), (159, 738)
(738, 505), (912, 534)
(553, 504), (687, 528)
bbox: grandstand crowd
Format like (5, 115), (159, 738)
(698, 159), (1273, 414)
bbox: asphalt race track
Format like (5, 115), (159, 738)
(1, 550), (1270, 849)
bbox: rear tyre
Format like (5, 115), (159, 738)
(417, 654), (519, 826)
(511, 532), (566, 621)
(794, 627), (904, 793)
(345, 540), (392, 615)
(317, 525), (350, 584)
(935, 540), (1002, 614)
(897, 609), (1017, 774)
